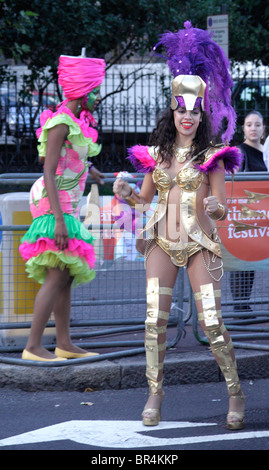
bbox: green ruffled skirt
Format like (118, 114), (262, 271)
(19, 213), (96, 286)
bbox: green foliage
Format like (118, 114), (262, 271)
(1, 0), (184, 68)
(0, 2), (36, 61)
(1, 0), (268, 96)
(2, 0), (269, 68)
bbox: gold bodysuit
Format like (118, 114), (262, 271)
(142, 146), (222, 267)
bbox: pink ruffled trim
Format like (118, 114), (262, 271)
(36, 104), (98, 142)
(127, 145), (156, 173)
(19, 237), (95, 269)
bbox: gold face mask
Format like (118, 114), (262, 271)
(170, 75), (206, 111)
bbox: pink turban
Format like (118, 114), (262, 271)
(57, 55), (106, 100)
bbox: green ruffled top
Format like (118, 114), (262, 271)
(36, 108), (101, 158)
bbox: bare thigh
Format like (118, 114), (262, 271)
(146, 242), (179, 288)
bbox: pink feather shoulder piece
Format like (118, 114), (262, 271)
(127, 145), (157, 173)
(196, 146), (243, 174)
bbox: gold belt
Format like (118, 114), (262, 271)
(155, 235), (201, 267)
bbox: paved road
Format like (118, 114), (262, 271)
(0, 378), (268, 451)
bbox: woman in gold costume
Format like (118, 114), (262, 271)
(113, 22), (245, 430)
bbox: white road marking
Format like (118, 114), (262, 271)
(0, 420), (268, 448)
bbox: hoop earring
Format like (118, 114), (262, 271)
(76, 103), (82, 114)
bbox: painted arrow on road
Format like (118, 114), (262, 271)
(0, 420), (269, 448)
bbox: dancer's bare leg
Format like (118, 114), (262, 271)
(187, 249), (245, 423)
(25, 267), (71, 359)
(53, 277), (94, 354)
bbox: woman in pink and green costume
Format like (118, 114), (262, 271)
(19, 54), (105, 362)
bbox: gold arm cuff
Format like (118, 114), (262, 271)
(209, 203), (226, 221)
(123, 189), (137, 208)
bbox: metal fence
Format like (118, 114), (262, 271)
(1, 61), (269, 173)
(192, 271), (269, 352)
(0, 230), (186, 352)
(0, 173), (269, 367)
(0, 174), (187, 364)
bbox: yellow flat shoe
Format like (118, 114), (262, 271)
(22, 349), (67, 362)
(54, 347), (99, 359)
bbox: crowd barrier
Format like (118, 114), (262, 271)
(0, 172), (268, 366)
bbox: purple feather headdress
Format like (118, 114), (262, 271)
(153, 21), (236, 142)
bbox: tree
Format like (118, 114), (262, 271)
(1, 0), (268, 124)
(0, 1), (182, 68)
(1, 0), (269, 86)
(0, 1), (36, 62)
(0, 0), (186, 105)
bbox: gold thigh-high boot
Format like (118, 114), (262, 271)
(142, 277), (172, 426)
(194, 283), (245, 430)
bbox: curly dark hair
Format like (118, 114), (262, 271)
(148, 108), (219, 167)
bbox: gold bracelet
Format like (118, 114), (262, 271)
(123, 188), (136, 208)
(209, 203), (225, 221)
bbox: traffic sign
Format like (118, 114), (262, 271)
(207, 14), (229, 57)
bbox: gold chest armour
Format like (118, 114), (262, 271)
(152, 166), (204, 192)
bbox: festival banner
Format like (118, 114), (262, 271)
(216, 180), (269, 271)
(83, 178), (269, 269)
